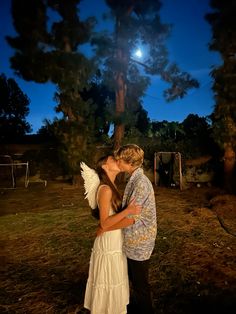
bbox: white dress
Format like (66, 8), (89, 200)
(84, 207), (129, 314)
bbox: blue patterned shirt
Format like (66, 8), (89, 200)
(122, 168), (157, 261)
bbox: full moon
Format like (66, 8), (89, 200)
(134, 49), (143, 58)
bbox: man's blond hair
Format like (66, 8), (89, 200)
(114, 144), (144, 167)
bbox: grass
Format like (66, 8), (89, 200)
(1, 183), (96, 314)
(1, 182), (236, 313)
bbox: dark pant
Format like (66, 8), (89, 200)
(127, 258), (154, 314)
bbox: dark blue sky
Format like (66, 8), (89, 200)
(0, 0), (221, 133)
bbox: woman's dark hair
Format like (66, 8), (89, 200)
(91, 155), (122, 220)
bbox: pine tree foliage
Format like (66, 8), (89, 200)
(6, 0), (97, 174)
(0, 73), (31, 142)
(80, 77), (115, 140)
(206, 0), (236, 145)
(7, 0), (95, 121)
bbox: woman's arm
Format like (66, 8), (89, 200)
(98, 185), (140, 230)
(96, 216), (134, 236)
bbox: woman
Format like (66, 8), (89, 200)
(82, 155), (141, 314)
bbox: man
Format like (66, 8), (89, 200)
(114, 144), (157, 314)
(97, 144), (157, 313)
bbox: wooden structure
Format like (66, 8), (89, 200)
(154, 152), (183, 190)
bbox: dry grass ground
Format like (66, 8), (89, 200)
(0, 180), (236, 314)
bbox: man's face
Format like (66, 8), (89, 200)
(116, 159), (131, 173)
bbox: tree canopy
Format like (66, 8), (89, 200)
(6, 0), (98, 174)
(90, 0), (200, 147)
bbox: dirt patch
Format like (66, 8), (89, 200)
(1, 182), (236, 313)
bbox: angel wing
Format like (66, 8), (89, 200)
(80, 162), (100, 209)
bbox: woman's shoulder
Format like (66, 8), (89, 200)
(97, 184), (112, 195)
(97, 184), (112, 204)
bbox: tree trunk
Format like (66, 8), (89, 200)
(114, 71), (125, 150)
(113, 13), (130, 150)
(114, 124), (125, 150)
(223, 143), (236, 193)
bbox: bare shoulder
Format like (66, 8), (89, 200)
(98, 185), (112, 197)
(97, 185), (112, 206)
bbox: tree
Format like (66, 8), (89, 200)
(206, 0), (236, 192)
(7, 0), (96, 174)
(0, 73), (31, 142)
(80, 77), (115, 141)
(182, 114), (213, 157)
(93, 0), (199, 148)
(182, 114), (210, 142)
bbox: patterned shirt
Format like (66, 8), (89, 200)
(122, 168), (157, 261)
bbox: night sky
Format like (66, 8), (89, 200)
(0, 0), (222, 133)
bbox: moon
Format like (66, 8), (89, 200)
(134, 49), (143, 58)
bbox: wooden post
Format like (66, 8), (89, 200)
(178, 152), (183, 190)
(154, 153), (157, 185)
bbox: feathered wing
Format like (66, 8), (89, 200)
(80, 162), (100, 209)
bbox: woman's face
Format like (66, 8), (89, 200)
(104, 156), (120, 173)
